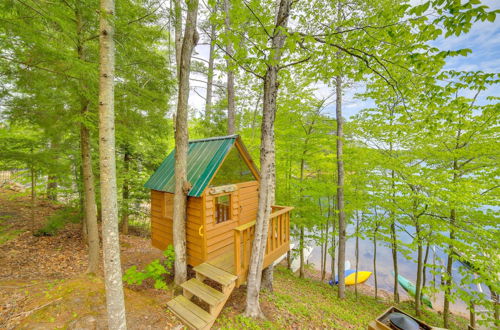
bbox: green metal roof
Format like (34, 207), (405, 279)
(144, 135), (239, 197)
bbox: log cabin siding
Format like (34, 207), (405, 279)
(150, 190), (205, 266)
(205, 181), (258, 260)
(150, 181), (259, 265)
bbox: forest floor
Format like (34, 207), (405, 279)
(0, 188), (469, 329)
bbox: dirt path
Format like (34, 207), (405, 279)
(0, 188), (180, 329)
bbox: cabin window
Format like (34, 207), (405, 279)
(215, 194), (231, 224)
(209, 146), (256, 187)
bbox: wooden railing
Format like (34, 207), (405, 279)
(233, 205), (293, 286)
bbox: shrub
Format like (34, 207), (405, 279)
(123, 245), (175, 289)
(34, 206), (80, 236)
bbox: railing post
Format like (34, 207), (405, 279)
(278, 214), (282, 245)
(243, 229), (248, 274)
(234, 230), (241, 277)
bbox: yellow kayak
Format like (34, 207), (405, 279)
(345, 271), (372, 285)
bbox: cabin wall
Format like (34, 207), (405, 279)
(205, 181), (259, 260)
(150, 190), (205, 266)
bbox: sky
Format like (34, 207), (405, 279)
(188, 1), (500, 120)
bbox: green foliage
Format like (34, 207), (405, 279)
(123, 245), (175, 290)
(216, 267), (468, 329)
(0, 0), (498, 326)
(34, 206), (81, 237)
(0, 0), (175, 207)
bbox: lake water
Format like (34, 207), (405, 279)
(301, 224), (488, 318)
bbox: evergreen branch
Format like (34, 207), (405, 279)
(0, 55), (79, 80)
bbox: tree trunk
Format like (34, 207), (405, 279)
(286, 250), (291, 270)
(244, 0), (291, 318)
(390, 219), (400, 301)
(174, 0), (182, 76)
(320, 222), (324, 278)
(75, 158), (86, 241)
(173, 0), (199, 286)
(374, 226), (378, 299)
(330, 195), (336, 282)
(205, 19), (216, 119)
(121, 149), (130, 235)
(98, 0), (127, 327)
(422, 243), (430, 288)
(299, 226), (305, 278)
(443, 209), (455, 328)
(30, 164), (36, 232)
(46, 175), (57, 201)
(355, 213), (359, 298)
(46, 138), (58, 201)
(76, 2), (100, 275)
(415, 224), (423, 317)
(444, 159), (458, 328)
(223, 0), (235, 134)
(80, 112), (100, 274)
(251, 95), (261, 139)
(322, 220), (329, 281)
(432, 247), (436, 289)
(297, 149), (307, 278)
(261, 161), (277, 292)
(335, 74), (346, 299)
(261, 265), (274, 292)
(489, 288), (499, 326)
(469, 301), (475, 330)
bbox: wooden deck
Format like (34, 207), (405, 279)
(206, 203), (292, 287)
(207, 248), (236, 274)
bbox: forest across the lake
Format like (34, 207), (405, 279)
(0, 0), (499, 329)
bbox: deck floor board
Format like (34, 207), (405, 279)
(207, 248), (235, 274)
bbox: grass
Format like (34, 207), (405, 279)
(216, 267), (469, 329)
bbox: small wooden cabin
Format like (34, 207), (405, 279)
(145, 135), (293, 285)
(146, 135), (293, 329)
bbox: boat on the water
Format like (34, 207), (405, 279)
(329, 269), (372, 286)
(395, 273), (433, 309)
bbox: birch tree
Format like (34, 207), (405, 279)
(244, 0), (293, 317)
(76, 0), (100, 274)
(172, 0), (199, 285)
(98, 0), (127, 327)
(223, 0), (235, 134)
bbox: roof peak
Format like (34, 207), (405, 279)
(189, 135), (239, 144)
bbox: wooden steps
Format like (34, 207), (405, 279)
(181, 278), (225, 306)
(168, 262), (237, 329)
(193, 263), (237, 287)
(167, 296), (215, 330)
